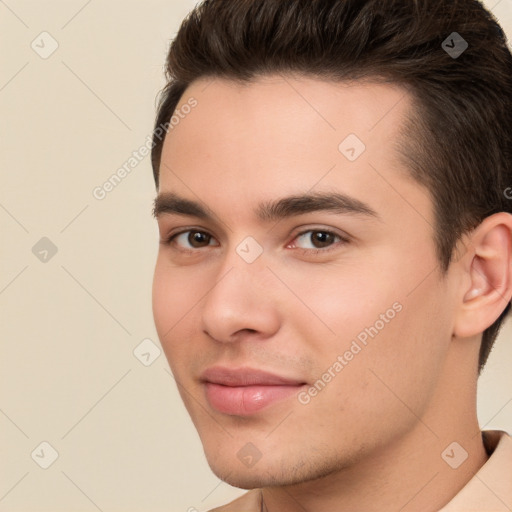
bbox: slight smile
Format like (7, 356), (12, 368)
(200, 367), (308, 416)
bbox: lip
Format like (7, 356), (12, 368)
(200, 367), (307, 416)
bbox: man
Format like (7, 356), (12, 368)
(150, 0), (512, 510)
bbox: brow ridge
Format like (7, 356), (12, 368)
(152, 191), (379, 222)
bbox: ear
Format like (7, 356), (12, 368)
(453, 212), (512, 339)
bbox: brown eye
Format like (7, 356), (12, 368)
(187, 231), (212, 248)
(167, 230), (218, 250)
(311, 231), (336, 248)
(294, 230), (341, 250)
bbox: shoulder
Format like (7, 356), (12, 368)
(207, 489), (261, 512)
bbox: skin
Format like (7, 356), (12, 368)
(152, 75), (512, 512)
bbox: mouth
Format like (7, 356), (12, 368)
(200, 366), (308, 416)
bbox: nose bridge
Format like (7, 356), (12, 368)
(214, 234), (268, 292)
(200, 237), (279, 342)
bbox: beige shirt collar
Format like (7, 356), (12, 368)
(439, 430), (512, 511)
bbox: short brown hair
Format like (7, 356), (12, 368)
(151, 0), (512, 371)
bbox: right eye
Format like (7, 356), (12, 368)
(161, 229), (219, 252)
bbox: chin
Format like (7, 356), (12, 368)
(205, 459), (267, 489)
(204, 451), (322, 489)
(217, 473), (267, 490)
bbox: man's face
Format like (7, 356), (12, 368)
(152, 76), (457, 487)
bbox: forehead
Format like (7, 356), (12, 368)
(174, 74), (411, 135)
(157, 75), (431, 228)
(161, 74), (412, 173)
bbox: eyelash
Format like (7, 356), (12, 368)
(160, 228), (350, 256)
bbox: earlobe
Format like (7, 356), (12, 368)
(453, 213), (512, 339)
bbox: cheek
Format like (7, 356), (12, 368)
(370, 285), (452, 388)
(274, 259), (399, 348)
(322, 279), (450, 431)
(291, 252), (448, 405)
(152, 259), (177, 338)
(151, 256), (205, 358)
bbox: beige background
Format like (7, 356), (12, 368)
(1, 1), (512, 511)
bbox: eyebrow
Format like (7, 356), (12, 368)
(152, 191), (380, 223)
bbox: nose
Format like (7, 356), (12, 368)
(200, 252), (281, 344)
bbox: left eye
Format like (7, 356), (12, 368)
(292, 230), (343, 250)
